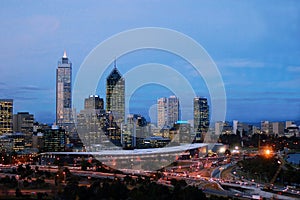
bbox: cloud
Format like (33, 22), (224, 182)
(0, 85), (53, 101)
(218, 59), (265, 68)
(18, 85), (49, 91)
(13, 96), (38, 101)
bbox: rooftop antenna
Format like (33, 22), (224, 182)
(63, 50), (67, 58)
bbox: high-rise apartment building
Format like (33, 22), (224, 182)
(157, 96), (179, 128)
(106, 62), (125, 126)
(0, 99), (13, 135)
(272, 122), (285, 136)
(194, 97), (209, 142)
(56, 51), (73, 127)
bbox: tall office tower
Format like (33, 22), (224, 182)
(77, 95), (110, 151)
(261, 121), (271, 135)
(84, 95), (104, 110)
(157, 97), (168, 128)
(0, 99), (13, 135)
(168, 96), (180, 126)
(13, 112), (34, 148)
(193, 97), (209, 142)
(272, 122), (285, 136)
(157, 96), (179, 128)
(106, 61), (125, 126)
(233, 120), (238, 135)
(214, 121), (224, 136)
(124, 114), (148, 148)
(56, 51), (73, 127)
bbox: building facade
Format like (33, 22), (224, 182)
(157, 96), (179, 128)
(77, 95), (111, 151)
(106, 63), (125, 126)
(169, 121), (191, 144)
(84, 95), (104, 110)
(43, 125), (66, 152)
(261, 121), (271, 135)
(193, 97), (209, 142)
(272, 122), (285, 136)
(56, 51), (73, 127)
(0, 99), (13, 135)
(124, 114), (148, 149)
(13, 112), (34, 148)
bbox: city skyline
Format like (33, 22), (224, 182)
(0, 1), (299, 123)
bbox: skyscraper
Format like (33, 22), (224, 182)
(84, 95), (104, 110)
(261, 121), (271, 135)
(157, 97), (167, 128)
(125, 114), (148, 148)
(193, 97), (209, 142)
(157, 96), (179, 128)
(13, 112), (34, 148)
(168, 96), (180, 126)
(233, 120), (238, 135)
(43, 125), (66, 152)
(0, 99), (13, 135)
(56, 51), (73, 127)
(77, 95), (111, 151)
(106, 61), (125, 126)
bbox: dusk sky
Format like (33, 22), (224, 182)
(0, 0), (299, 124)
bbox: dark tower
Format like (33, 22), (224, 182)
(194, 97), (209, 142)
(106, 60), (125, 126)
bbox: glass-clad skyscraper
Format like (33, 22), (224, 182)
(56, 51), (73, 126)
(106, 62), (125, 126)
(194, 97), (209, 142)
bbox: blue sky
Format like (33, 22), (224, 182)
(0, 0), (299, 123)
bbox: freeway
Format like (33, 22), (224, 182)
(220, 182), (299, 200)
(2, 160), (300, 200)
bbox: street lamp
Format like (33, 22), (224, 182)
(62, 172), (66, 183)
(15, 175), (20, 188)
(277, 160), (281, 165)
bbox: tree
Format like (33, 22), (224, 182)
(225, 149), (231, 156)
(15, 188), (22, 197)
(63, 176), (79, 200)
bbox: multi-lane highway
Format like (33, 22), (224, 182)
(1, 157), (300, 200)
